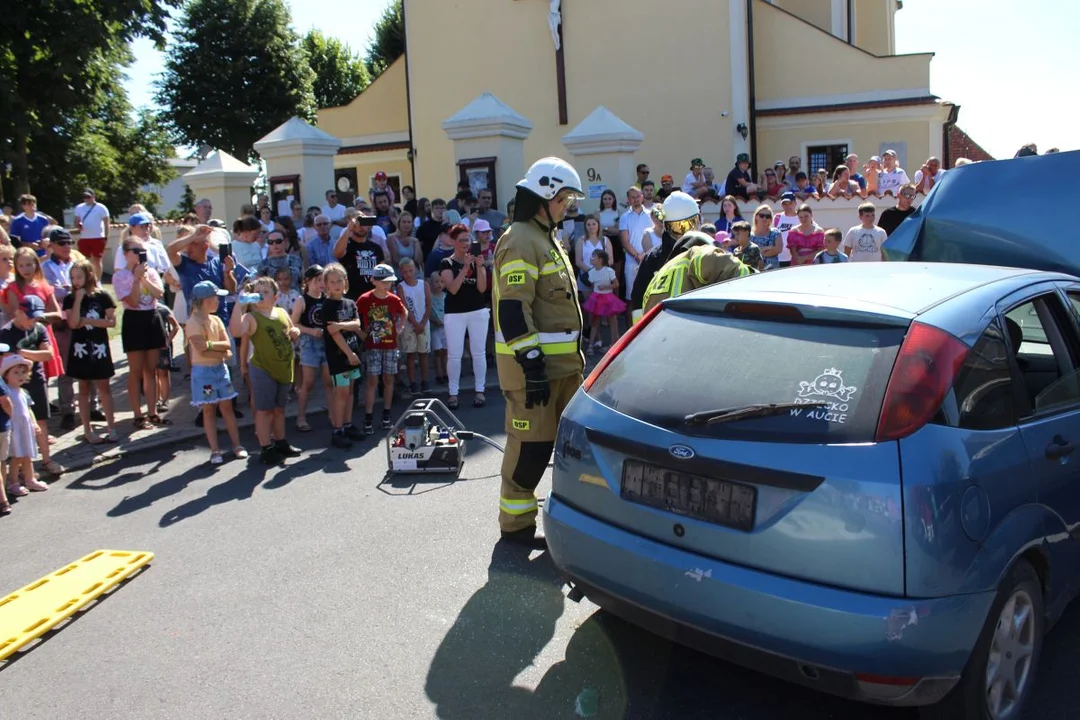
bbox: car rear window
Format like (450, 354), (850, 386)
(589, 309), (906, 443)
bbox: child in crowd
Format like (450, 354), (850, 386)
(2, 354), (48, 494)
(2, 247), (64, 388)
(322, 264), (365, 448)
(582, 250), (625, 352)
(274, 267), (300, 314)
(730, 221), (764, 271)
(291, 265), (328, 433)
(357, 264), (407, 433)
(814, 228), (850, 264)
(0, 296), (61, 475)
(0, 341), (13, 514)
(156, 303), (180, 414)
(0, 246), (14, 327)
(186, 281), (245, 465)
(843, 202), (888, 262)
(396, 258), (431, 395)
(428, 271), (447, 385)
(63, 259), (118, 444)
(230, 276), (303, 465)
(786, 204), (825, 266)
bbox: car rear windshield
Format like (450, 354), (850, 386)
(589, 309), (906, 443)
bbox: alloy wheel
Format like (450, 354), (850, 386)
(985, 588), (1036, 719)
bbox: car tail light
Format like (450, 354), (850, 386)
(583, 303), (663, 392)
(855, 672), (920, 701)
(876, 322), (968, 442)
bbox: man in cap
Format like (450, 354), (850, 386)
(492, 156), (586, 546)
(73, 189), (110, 278)
(656, 174), (676, 201)
(725, 153), (758, 201)
(877, 149), (910, 195)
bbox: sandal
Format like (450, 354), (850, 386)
(103, 429), (120, 443)
(147, 414), (173, 426)
(0, 502), (10, 516)
(156, 401), (168, 414)
(296, 420), (312, 432)
(85, 432), (106, 445)
(132, 416), (152, 431)
(6, 485), (28, 498)
(473, 393), (486, 408)
(447, 396), (459, 410)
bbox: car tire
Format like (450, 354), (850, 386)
(919, 559), (1044, 720)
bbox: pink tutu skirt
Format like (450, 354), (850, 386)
(583, 291), (627, 317)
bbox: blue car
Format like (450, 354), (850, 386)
(545, 262), (1080, 719)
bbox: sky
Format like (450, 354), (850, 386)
(123, 0), (1077, 160)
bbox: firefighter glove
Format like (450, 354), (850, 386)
(515, 347), (550, 409)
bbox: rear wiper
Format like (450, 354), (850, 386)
(684, 402), (828, 425)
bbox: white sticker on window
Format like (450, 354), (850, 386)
(792, 368), (858, 424)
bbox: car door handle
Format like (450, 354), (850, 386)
(1045, 436), (1077, 460)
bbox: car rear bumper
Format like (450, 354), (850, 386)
(543, 494), (996, 707)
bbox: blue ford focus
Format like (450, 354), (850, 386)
(545, 262), (1080, 719)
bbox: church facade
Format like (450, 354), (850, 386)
(317, 0), (956, 206)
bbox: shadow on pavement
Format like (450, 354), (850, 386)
(159, 464), (270, 527)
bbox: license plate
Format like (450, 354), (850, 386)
(621, 460), (756, 531)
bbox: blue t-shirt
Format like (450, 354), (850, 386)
(0, 378), (10, 432)
(425, 245), (454, 278)
(9, 214), (50, 248)
(175, 255), (247, 325)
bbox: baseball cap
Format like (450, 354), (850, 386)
(128, 212), (152, 227)
(375, 171), (388, 181)
(690, 158), (704, 168)
(660, 174), (674, 183)
(191, 281), (229, 301)
(372, 263), (398, 283)
(780, 192), (796, 204)
(0, 355), (31, 376)
(472, 219), (492, 233)
(82, 188), (95, 198)
(18, 295), (45, 318)
(49, 228), (73, 243)
(883, 149), (897, 158)
(736, 153), (750, 164)
(773, 160), (786, 168)
(869, 155), (882, 164)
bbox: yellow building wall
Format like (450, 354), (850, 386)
(317, 58), (409, 139)
(771, 0), (833, 34)
(758, 118), (933, 177)
(754, 0), (930, 102)
(855, 0), (893, 56)
(406, 0), (737, 203)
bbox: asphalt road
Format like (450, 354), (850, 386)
(5, 391), (1080, 719)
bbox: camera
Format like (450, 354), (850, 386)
(469, 239), (482, 257)
(218, 242), (233, 260)
(353, 215), (378, 227)
(136, 249), (148, 264)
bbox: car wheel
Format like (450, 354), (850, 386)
(919, 560), (1044, 720)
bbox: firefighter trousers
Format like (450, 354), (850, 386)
(499, 373), (582, 533)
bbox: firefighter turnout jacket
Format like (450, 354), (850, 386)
(641, 237), (754, 314)
(493, 219), (585, 390)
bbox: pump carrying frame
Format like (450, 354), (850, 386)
(385, 398), (506, 477)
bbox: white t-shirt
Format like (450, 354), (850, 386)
(681, 171), (706, 195)
(773, 211), (799, 263)
(321, 203), (347, 224)
(877, 168), (911, 195)
(74, 202), (110, 238)
(913, 168), (945, 187)
(618, 208), (652, 263)
(843, 225), (888, 262)
(587, 266), (617, 294)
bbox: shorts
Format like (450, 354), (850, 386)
(78, 237), (106, 258)
(430, 326), (447, 351)
(249, 365), (290, 411)
(121, 309), (167, 353)
(0, 428), (11, 463)
(330, 367), (361, 387)
(298, 334), (327, 368)
(190, 363), (237, 407)
(365, 348), (399, 376)
(28, 380), (49, 421)
(400, 324), (431, 354)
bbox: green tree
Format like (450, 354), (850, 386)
(365, 0), (405, 77)
(0, 0), (177, 199)
(178, 184), (197, 216)
(156, 0), (317, 161)
(302, 30), (370, 109)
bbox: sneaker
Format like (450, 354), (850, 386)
(209, 451), (224, 465)
(274, 440), (302, 458)
(363, 421), (374, 436)
(60, 414), (77, 431)
(25, 478), (49, 492)
(259, 445), (284, 465)
(331, 432), (353, 449)
(233, 446), (249, 459)
(343, 424), (365, 440)
(90, 408), (106, 422)
(420, 382), (431, 393)
(409, 382), (420, 396)
(381, 413), (392, 430)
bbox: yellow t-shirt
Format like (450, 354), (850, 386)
(185, 313), (230, 366)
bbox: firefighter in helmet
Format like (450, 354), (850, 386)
(492, 157), (586, 546)
(629, 191), (704, 323)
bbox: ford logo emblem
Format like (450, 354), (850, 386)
(669, 444), (695, 460)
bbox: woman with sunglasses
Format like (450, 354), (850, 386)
(255, 229), (302, 288)
(114, 239), (170, 429)
(749, 205), (783, 271)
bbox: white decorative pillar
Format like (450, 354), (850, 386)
(561, 106), (644, 214)
(183, 151), (260, 223)
(442, 93), (533, 216)
(253, 117), (341, 210)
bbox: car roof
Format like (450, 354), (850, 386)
(686, 263), (1077, 316)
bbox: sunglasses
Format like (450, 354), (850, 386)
(756, 214), (773, 220)
(268, 238), (285, 245)
(900, 192), (915, 198)
(53, 240), (73, 246)
(315, 222), (330, 227)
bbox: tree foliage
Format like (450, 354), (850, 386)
(0, 0), (179, 209)
(302, 30), (370, 109)
(365, 0), (405, 78)
(156, 0), (317, 162)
